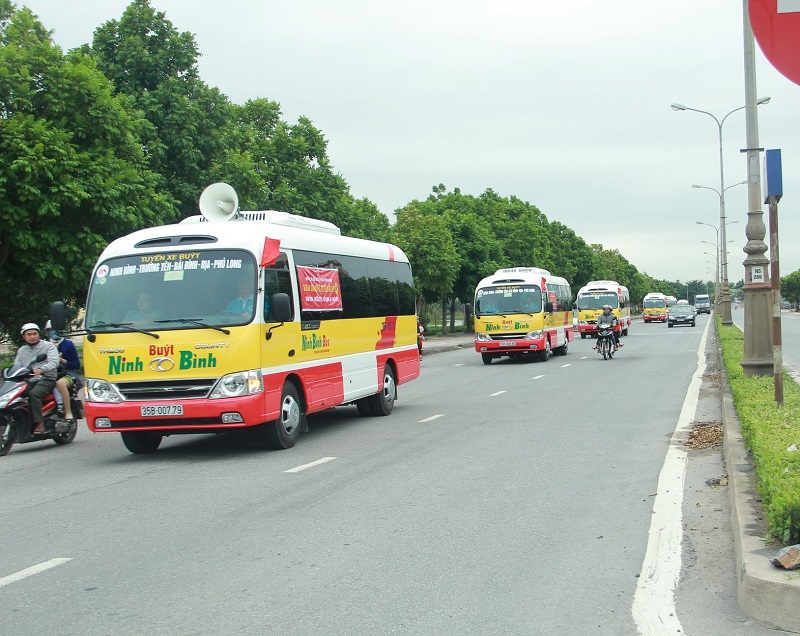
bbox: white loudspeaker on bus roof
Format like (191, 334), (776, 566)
(199, 182), (239, 222)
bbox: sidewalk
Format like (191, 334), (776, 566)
(420, 332), (475, 356)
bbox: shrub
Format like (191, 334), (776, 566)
(719, 322), (800, 544)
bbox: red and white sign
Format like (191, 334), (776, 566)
(750, 0), (800, 86)
(297, 266), (343, 311)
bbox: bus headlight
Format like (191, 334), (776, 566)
(526, 330), (544, 340)
(86, 379), (124, 403)
(476, 332), (492, 342)
(210, 370), (264, 399)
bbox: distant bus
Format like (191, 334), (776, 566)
(694, 294), (711, 314)
(642, 292), (668, 323)
(473, 267), (573, 365)
(665, 295), (678, 310)
(575, 280), (631, 339)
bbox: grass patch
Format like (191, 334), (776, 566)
(719, 320), (800, 544)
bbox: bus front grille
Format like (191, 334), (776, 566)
(116, 379), (217, 401)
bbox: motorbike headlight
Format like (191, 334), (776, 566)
(476, 332), (492, 342)
(86, 379), (123, 403)
(210, 370), (263, 399)
(526, 330), (543, 340)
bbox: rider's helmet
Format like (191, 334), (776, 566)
(20, 322), (40, 335)
(602, 304), (612, 311)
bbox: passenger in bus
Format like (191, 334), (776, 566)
(124, 291), (161, 322)
(225, 276), (255, 316)
(593, 304), (623, 350)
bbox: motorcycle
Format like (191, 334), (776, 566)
(0, 353), (82, 456)
(595, 324), (617, 360)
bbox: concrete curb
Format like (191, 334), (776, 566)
(717, 327), (800, 633)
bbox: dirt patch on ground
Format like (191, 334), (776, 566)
(685, 420), (724, 450)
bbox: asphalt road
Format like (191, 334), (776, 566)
(0, 315), (789, 635)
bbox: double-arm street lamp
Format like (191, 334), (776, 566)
(697, 220), (739, 311)
(671, 98), (770, 325)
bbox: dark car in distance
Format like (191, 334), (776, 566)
(668, 305), (695, 328)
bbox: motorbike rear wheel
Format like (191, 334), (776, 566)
(53, 419), (78, 445)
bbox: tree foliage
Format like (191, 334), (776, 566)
(0, 0), (173, 339)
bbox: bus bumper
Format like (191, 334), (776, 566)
(85, 393), (269, 433)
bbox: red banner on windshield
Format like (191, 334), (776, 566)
(297, 266), (343, 311)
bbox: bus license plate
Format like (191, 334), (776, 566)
(499, 341), (517, 347)
(141, 405), (183, 417)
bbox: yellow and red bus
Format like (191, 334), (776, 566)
(642, 292), (668, 323)
(74, 184), (420, 454)
(473, 267), (573, 365)
(575, 280), (631, 338)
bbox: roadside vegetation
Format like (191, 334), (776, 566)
(718, 320), (800, 545)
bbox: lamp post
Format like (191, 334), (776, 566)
(672, 98), (770, 325)
(696, 220), (739, 314)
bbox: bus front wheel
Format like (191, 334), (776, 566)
(256, 382), (304, 450)
(121, 431), (162, 454)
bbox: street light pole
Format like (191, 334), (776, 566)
(697, 220), (738, 311)
(671, 99), (769, 325)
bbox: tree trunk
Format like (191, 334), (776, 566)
(440, 296), (448, 335)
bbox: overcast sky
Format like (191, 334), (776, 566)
(18, 0), (800, 285)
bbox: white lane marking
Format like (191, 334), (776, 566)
(0, 558), (73, 589)
(580, 356), (589, 359)
(284, 457), (337, 473)
(489, 390), (507, 397)
(452, 363), (465, 367)
(419, 414), (445, 423)
(560, 363), (571, 368)
(532, 375), (545, 380)
(631, 318), (709, 634)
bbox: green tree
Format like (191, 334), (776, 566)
(0, 0), (172, 339)
(391, 205), (459, 332)
(88, 0), (234, 218)
(781, 270), (800, 306)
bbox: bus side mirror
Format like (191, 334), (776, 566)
(545, 302), (554, 313)
(474, 301), (481, 317)
(49, 301), (67, 331)
(572, 302), (577, 310)
(271, 293), (292, 323)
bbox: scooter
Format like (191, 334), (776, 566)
(0, 354), (82, 456)
(594, 325), (617, 360)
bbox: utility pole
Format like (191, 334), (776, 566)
(740, 0), (773, 377)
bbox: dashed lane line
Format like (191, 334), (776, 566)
(0, 558), (73, 589)
(284, 457), (337, 473)
(419, 414), (445, 423)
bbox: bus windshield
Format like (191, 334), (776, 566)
(643, 298), (666, 308)
(476, 285), (542, 315)
(577, 292), (618, 310)
(85, 249), (258, 332)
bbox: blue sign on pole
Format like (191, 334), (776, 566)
(763, 149), (783, 203)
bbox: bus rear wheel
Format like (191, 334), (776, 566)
(368, 365), (396, 416)
(121, 431), (162, 454)
(481, 353), (493, 365)
(255, 382), (304, 450)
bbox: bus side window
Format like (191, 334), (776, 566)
(264, 266), (294, 323)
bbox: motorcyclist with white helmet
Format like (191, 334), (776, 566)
(14, 323), (60, 435)
(593, 304), (623, 351)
